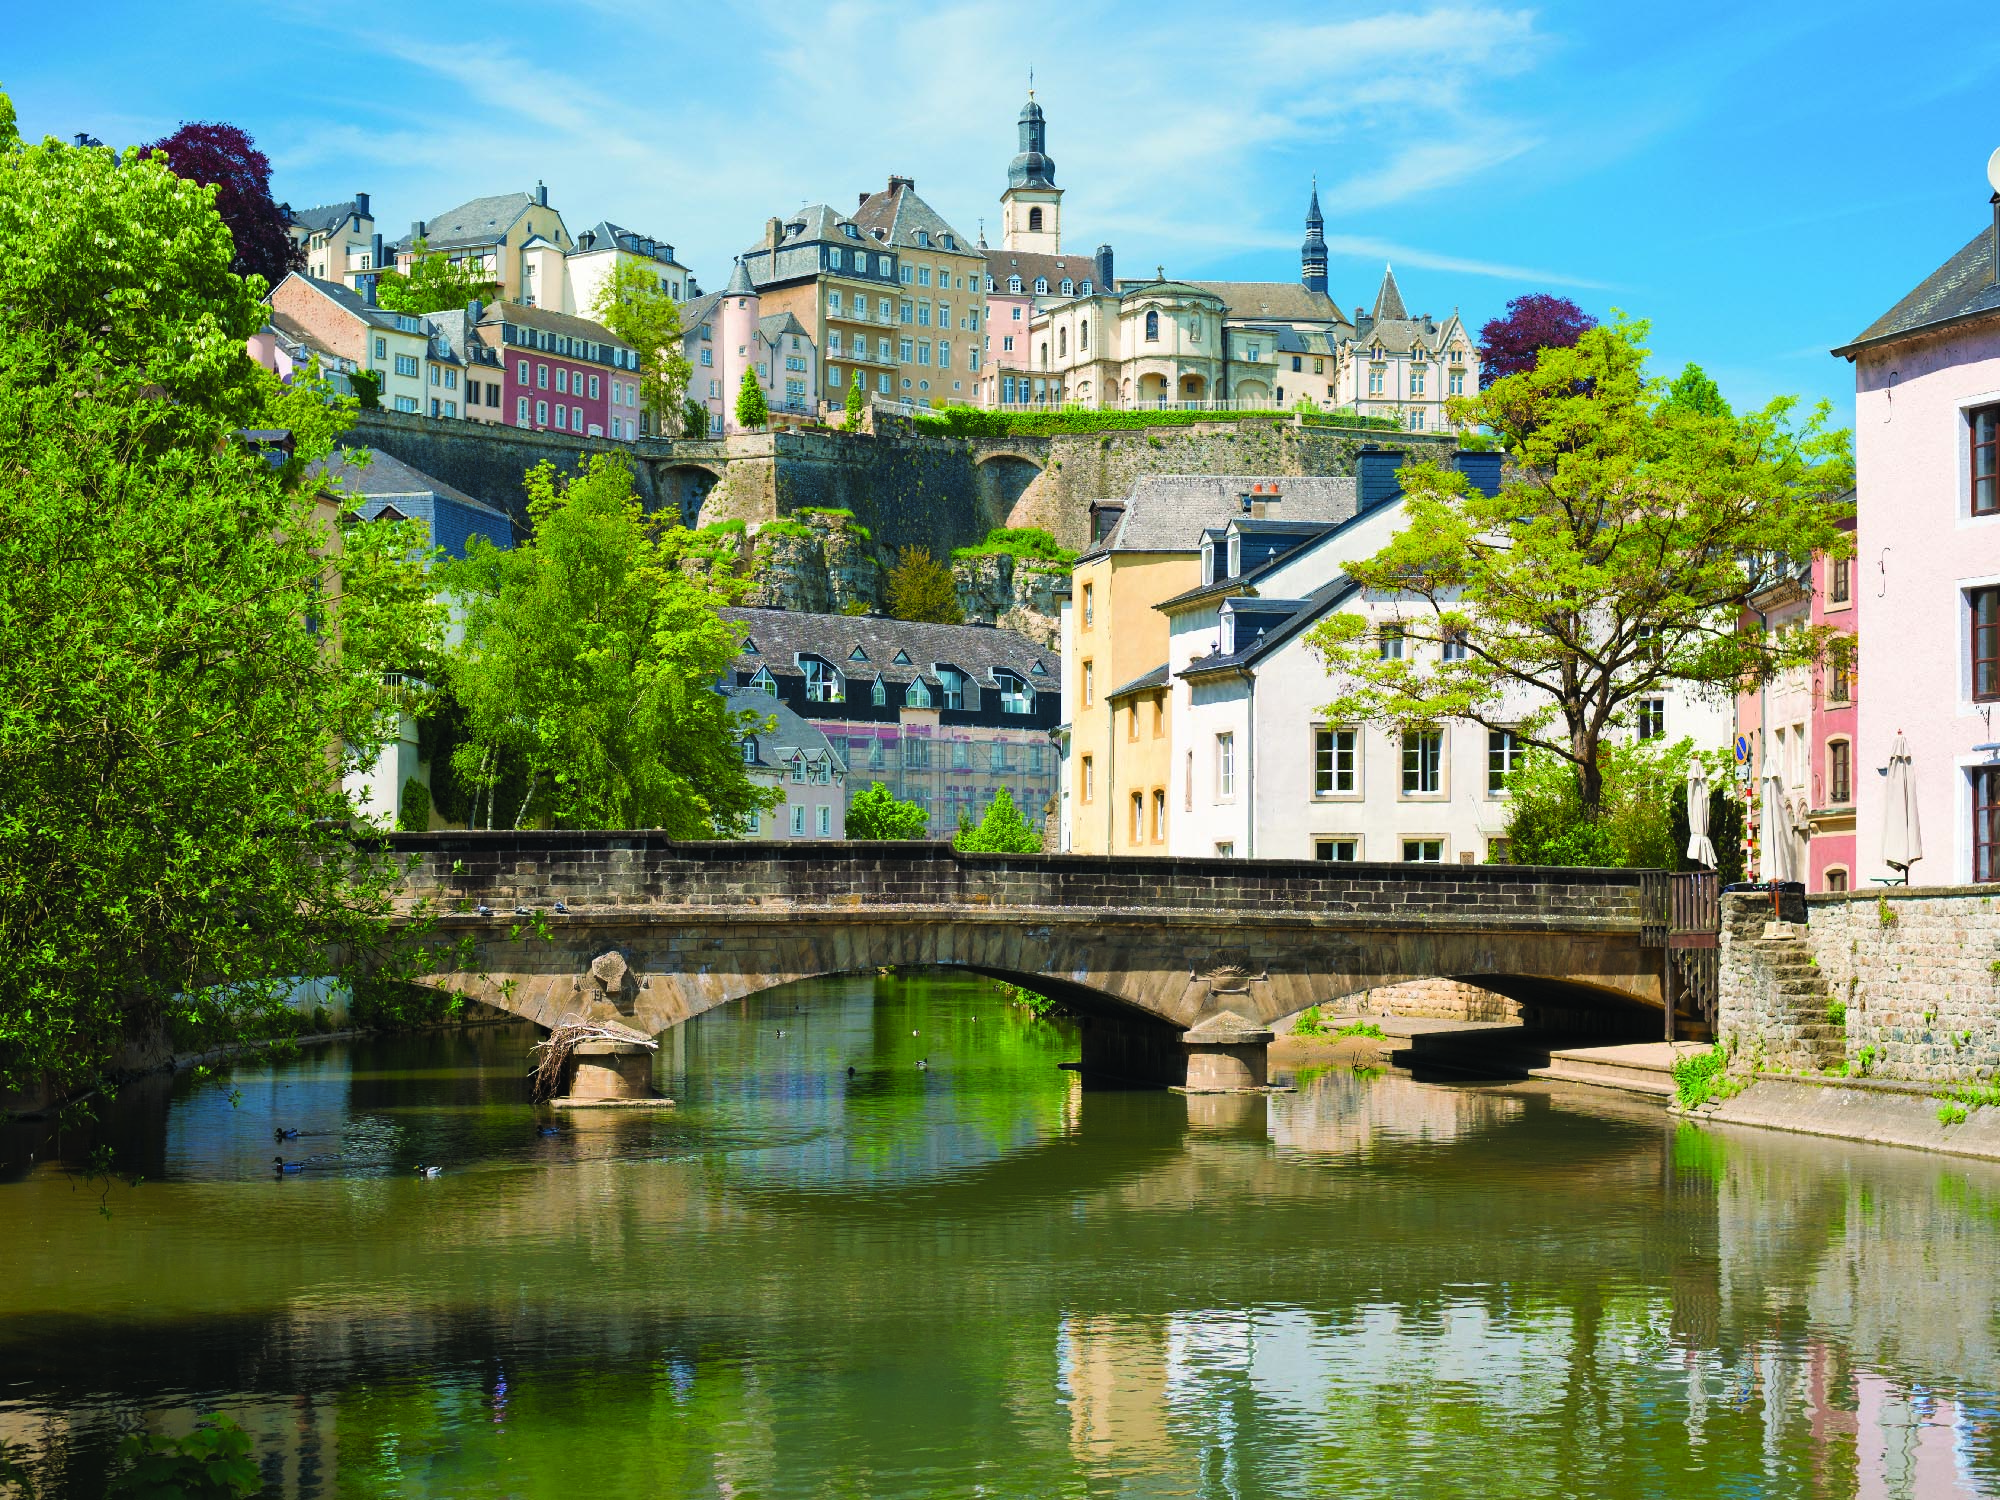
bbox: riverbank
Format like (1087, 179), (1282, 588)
(1685, 1071), (2000, 1162)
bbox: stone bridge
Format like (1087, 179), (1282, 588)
(383, 834), (1670, 1096)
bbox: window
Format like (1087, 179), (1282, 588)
(1402, 731), (1441, 794)
(535, 399), (549, 425)
(937, 666), (967, 711)
(1126, 703), (1139, 742)
(816, 805), (832, 837)
(1152, 697), (1164, 738)
(740, 736), (756, 765)
(537, 364), (549, 389)
(1152, 789), (1166, 843)
(1217, 732), (1236, 799)
(872, 676), (886, 706)
(589, 374), (600, 400)
(430, 365), (440, 386)
(899, 338), (914, 363)
(1082, 582), (1094, 628)
(1130, 792), (1144, 845)
(1637, 698), (1666, 740)
(917, 266), (931, 287)
(1145, 310), (1160, 342)
(1830, 557), (1851, 603)
(950, 740), (969, 770)
(994, 670), (1029, 713)
(904, 736), (931, 768)
(375, 337), (388, 360)
(905, 673), (931, 708)
(1028, 207), (1043, 233)
(1403, 839), (1444, 863)
(1368, 367), (1385, 396)
(394, 353), (419, 377)
(1314, 727), (1357, 796)
(918, 303), (931, 327)
(801, 656), (844, 703)
(1487, 730), (1520, 795)
(393, 395), (419, 413)
(1034, 277), (1048, 295)
(1082, 661), (1094, 706)
(1442, 626), (1467, 662)
(1215, 842), (1235, 858)
(701, 348), (712, 367)
(1828, 739), (1852, 804)
(553, 404), (567, 430)
(1974, 405), (1999, 516)
(1825, 867), (1848, 892)
(789, 756), (806, 785)
(1082, 755), (1094, 802)
(516, 395), (529, 423)
(556, 368), (569, 394)
(1829, 647), (1853, 704)
(1978, 767), (2000, 882)
(790, 805), (807, 836)
(1410, 366), (1426, 396)
(1314, 838), (1359, 862)
(1449, 370), (1466, 395)
(1379, 625), (1404, 661)
(1008, 275), (1023, 294)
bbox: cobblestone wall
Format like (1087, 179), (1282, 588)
(1720, 888), (2000, 1082)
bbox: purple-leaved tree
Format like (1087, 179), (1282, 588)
(143, 121), (302, 288)
(1477, 294), (1596, 387)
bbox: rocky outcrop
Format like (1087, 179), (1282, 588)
(685, 510), (1065, 646)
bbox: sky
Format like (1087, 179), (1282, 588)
(11, 0), (2000, 424)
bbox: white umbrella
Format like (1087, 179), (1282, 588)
(1685, 767), (1717, 870)
(1760, 751), (1795, 883)
(1882, 732), (1922, 877)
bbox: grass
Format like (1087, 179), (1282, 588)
(1672, 1042), (1745, 1110)
(948, 527), (1077, 567)
(794, 507), (872, 540)
(1290, 1008), (1386, 1042)
(754, 519), (814, 542)
(1936, 1079), (2000, 1125)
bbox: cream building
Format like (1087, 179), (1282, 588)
(1030, 274), (1227, 408)
(287, 193), (377, 288)
(266, 273), (456, 418)
(1326, 268), (1480, 433)
(391, 184), (574, 306)
(565, 220), (694, 317)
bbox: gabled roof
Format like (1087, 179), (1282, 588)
(1107, 663), (1171, 700)
(571, 220), (683, 267)
(1081, 474), (1360, 559)
(1835, 226), (2000, 357)
(757, 311), (810, 346)
(680, 290), (724, 338)
(852, 179), (976, 257)
(307, 447), (515, 560)
(395, 191), (549, 254)
(1189, 282), (1352, 329)
(290, 198), (366, 235)
(1371, 265), (1408, 322)
(1179, 576), (1363, 678)
(266, 309), (352, 367)
(720, 608), (1059, 689)
(477, 299), (632, 350)
(721, 686), (847, 773)
(288, 273), (402, 331)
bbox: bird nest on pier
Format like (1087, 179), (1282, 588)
(528, 1014), (659, 1103)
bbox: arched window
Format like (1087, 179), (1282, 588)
(1080, 320), (1089, 351)
(1034, 277), (1048, 295)
(1057, 326), (1066, 357)
(1039, 342), (1048, 369)
(1144, 309), (1160, 342)
(1028, 206), (1043, 232)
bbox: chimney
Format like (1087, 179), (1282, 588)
(1357, 448), (1407, 510)
(363, 277), (378, 308)
(1454, 450), (1503, 498)
(411, 220), (426, 242)
(1095, 243), (1114, 290)
(536, 180), (549, 207)
(355, 191), (371, 220)
(370, 231), (384, 271)
(467, 298), (484, 325)
(766, 216), (782, 256)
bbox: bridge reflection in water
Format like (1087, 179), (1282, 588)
(3, 971), (1998, 1497)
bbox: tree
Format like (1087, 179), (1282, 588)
(349, 368), (383, 410)
(734, 367), (768, 430)
(1476, 293), (1596, 386)
(1305, 315), (1852, 821)
(141, 120), (301, 289)
(954, 786), (1042, 853)
(1663, 361), (1731, 419)
(0, 115), (443, 1100)
(844, 781), (930, 839)
(374, 236), (498, 315)
(439, 453), (778, 834)
(886, 545), (964, 624)
(590, 258), (693, 431)
(682, 395), (710, 439)
(843, 373), (866, 431)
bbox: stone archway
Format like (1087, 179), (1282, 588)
(659, 463), (722, 527)
(974, 453), (1045, 532)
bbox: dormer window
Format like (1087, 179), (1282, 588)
(1059, 280), (1073, 295)
(1029, 659), (1048, 675)
(799, 655), (844, 703)
(748, 665), (777, 696)
(1079, 280), (1092, 294)
(935, 665), (968, 711)
(915, 230), (930, 247)
(942, 235), (954, 250)
(992, 670), (1030, 714)
(1008, 276), (1023, 294)
(905, 675), (932, 708)
(848, 646), (869, 661)
(892, 648), (911, 665)
(1226, 533), (1241, 578)
(1034, 277), (1048, 295)
(871, 675), (887, 706)
(741, 736), (757, 765)
(1220, 607), (1236, 656)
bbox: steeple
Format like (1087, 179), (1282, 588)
(1000, 85), (1063, 253)
(725, 255), (756, 296)
(1371, 263), (1407, 322)
(1008, 90), (1056, 190)
(1300, 177), (1327, 295)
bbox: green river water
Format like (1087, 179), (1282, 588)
(3, 971), (2000, 1497)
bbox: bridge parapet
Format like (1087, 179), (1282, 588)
(379, 833), (1658, 929)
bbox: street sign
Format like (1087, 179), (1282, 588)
(1734, 735), (1751, 764)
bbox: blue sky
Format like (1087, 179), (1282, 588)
(11, 0), (2000, 423)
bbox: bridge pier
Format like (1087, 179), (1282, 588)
(554, 1041), (671, 1109)
(1178, 1012), (1277, 1094)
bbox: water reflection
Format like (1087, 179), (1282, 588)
(0, 972), (1997, 1496)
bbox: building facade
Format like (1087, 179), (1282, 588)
(1324, 268), (1479, 432)
(724, 686), (849, 840)
(392, 185), (574, 306)
(267, 273), (457, 417)
(736, 203), (905, 413)
(287, 193), (377, 289)
(566, 220), (693, 315)
(475, 300), (639, 439)
(679, 261), (821, 433)
(723, 609), (1061, 840)
(1834, 201), (2000, 885)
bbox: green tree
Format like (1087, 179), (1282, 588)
(886, 545), (964, 624)
(1663, 360), (1732, 419)
(734, 367), (768, 430)
(349, 368), (382, 410)
(440, 453), (777, 833)
(682, 395), (710, 439)
(954, 787), (1042, 853)
(373, 236), (499, 314)
(0, 113), (443, 1100)
(1306, 316), (1851, 818)
(845, 781), (930, 840)
(590, 257), (693, 432)
(1501, 738), (1696, 867)
(843, 373), (866, 431)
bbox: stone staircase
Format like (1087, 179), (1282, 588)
(1746, 921), (1846, 1071)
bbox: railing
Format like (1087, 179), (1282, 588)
(1665, 871), (1721, 1039)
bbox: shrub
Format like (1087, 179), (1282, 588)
(109, 1413), (262, 1497)
(949, 527), (1076, 566)
(887, 545), (964, 624)
(845, 781), (929, 840)
(907, 404), (1405, 439)
(1292, 1004), (1328, 1037)
(1671, 1042), (1743, 1109)
(396, 777), (432, 833)
(954, 786), (1042, 853)
(1827, 998), (1847, 1028)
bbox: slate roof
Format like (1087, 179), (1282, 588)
(291, 199), (365, 235)
(572, 220), (683, 266)
(308, 447), (515, 559)
(1179, 576), (1363, 678)
(680, 290), (724, 339)
(1371, 266), (1408, 322)
(757, 311), (810, 346)
(721, 608), (1059, 690)
(852, 179), (977, 257)
(394, 192), (556, 254)
(1117, 277), (1225, 304)
(1834, 226), (2000, 356)
(477, 299), (632, 351)
(1189, 282), (1352, 329)
(721, 686), (847, 774)
(1107, 663), (1171, 699)
(740, 204), (867, 288)
(1080, 474), (1360, 559)
(985, 249), (1101, 295)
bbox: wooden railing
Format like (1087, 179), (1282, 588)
(1665, 871), (1721, 1039)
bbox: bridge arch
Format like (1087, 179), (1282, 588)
(973, 452), (1045, 531)
(659, 462), (723, 527)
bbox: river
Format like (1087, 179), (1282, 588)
(2, 971), (1998, 1497)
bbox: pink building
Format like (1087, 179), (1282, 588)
(476, 299), (639, 441)
(1833, 185), (2000, 885)
(1737, 507), (1858, 891)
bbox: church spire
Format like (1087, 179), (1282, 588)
(1372, 263), (1408, 322)
(1300, 176), (1327, 295)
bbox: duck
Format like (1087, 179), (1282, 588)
(846, 1066), (856, 1077)
(537, 1125), (559, 1137)
(916, 1059), (929, 1071)
(415, 1164), (443, 1178)
(272, 1157), (303, 1174)
(272, 1127), (300, 1141)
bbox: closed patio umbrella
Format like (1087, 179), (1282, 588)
(1685, 767), (1717, 870)
(1760, 752), (1795, 884)
(1882, 732), (1922, 879)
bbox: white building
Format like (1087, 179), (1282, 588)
(724, 686), (849, 840)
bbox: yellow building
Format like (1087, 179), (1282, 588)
(851, 176), (988, 409)
(393, 184), (574, 306)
